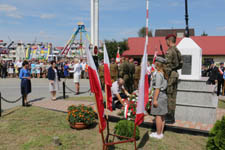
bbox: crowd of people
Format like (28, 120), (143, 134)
(202, 61), (225, 96)
(0, 58), (88, 80)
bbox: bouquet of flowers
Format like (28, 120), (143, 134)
(120, 91), (153, 120)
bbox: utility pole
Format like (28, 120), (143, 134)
(185, 0), (190, 37)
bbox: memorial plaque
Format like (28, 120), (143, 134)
(181, 55), (192, 75)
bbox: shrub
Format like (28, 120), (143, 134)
(206, 116), (225, 150)
(67, 105), (96, 125)
(114, 120), (140, 140)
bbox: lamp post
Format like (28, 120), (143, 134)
(185, 0), (190, 37)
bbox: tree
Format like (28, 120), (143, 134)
(138, 27), (153, 37)
(98, 39), (128, 61)
(201, 31), (208, 36)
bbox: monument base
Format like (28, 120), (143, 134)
(175, 77), (218, 124)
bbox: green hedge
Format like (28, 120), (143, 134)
(114, 120), (140, 140)
(206, 116), (225, 150)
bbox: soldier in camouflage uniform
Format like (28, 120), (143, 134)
(98, 60), (104, 90)
(165, 34), (183, 124)
(122, 57), (130, 93)
(118, 57), (124, 78)
(110, 58), (118, 83)
(134, 61), (141, 90)
(128, 58), (135, 93)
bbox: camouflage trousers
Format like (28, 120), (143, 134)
(134, 79), (139, 91)
(167, 76), (178, 117)
(123, 75), (134, 93)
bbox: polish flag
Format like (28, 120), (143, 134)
(85, 46), (106, 132)
(116, 49), (120, 64)
(135, 43), (149, 126)
(103, 44), (113, 111)
(151, 51), (158, 72)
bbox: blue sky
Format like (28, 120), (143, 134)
(0, 0), (225, 46)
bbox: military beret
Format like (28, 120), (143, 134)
(165, 34), (176, 40)
(220, 62), (224, 65)
(155, 56), (166, 64)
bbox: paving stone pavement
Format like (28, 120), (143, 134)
(31, 98), (225, 132)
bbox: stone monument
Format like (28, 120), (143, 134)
(175, 37), (218, 125)
(177, 38), (202, 80)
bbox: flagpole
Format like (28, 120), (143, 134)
(93, 94), (106, 150)
(104, 85), (109, 119)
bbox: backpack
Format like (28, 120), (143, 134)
(174, 48), (183, 70)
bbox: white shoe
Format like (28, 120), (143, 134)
(150, 133), (163, 139)
(149, 132), (157, 137)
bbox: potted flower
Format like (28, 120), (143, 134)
(67, 105), (96, 129)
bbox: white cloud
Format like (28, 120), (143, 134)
(216, 26), (225, 31)
(6, 13), (23, 19)
(0, 4), (23, 19)
(40, 14), (56, 19)
(169, 2), (181, 7)
(0, 4), (17, 12)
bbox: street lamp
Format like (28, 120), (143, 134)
(185, 0), (190, 37)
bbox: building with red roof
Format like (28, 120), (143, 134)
(123, 36), (225, 65)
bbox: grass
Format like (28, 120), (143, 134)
(0, 107), (208, 150)
(218, 100), (225, 109)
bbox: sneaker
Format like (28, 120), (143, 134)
(149, 132), (157, 137)
(150, 133), (163, 139)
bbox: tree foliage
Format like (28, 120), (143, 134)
(201, 31), (208, 36)
(138, 27), (153, 37)
(206, 116), (225, 150)
(98, 39), (128, 61)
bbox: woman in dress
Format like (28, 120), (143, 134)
(149, 57), (168, 140)
(73, 58), (82, 95)
(48, 60), (60, 100)
(19, 60), (32, 106)
(8, 61), (14, 78)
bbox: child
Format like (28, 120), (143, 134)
(149, 57), (168, 139)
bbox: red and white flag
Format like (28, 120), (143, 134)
(116, 48), (120, 64)
(135, 0), (149, 126)
(151, 51), (158, 72)
(135, 43), (149, 126)
(103, 44), (113, 111)
(85, 46), (106, 132)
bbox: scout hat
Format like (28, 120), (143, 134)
(155, 56), (166, 64)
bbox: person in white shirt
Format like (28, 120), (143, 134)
(81, 59), (87, 79)
(16, 59), (23, 75)
(111, 78), (130, 110)
(73, 58), (82, 95)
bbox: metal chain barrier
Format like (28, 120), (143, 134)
(0, 92), (24, 117)
(65, 84), (77, 94)
(1, 96), (22, 103)
(64, 82), (91, 94)
(62, 81), (91, 99)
